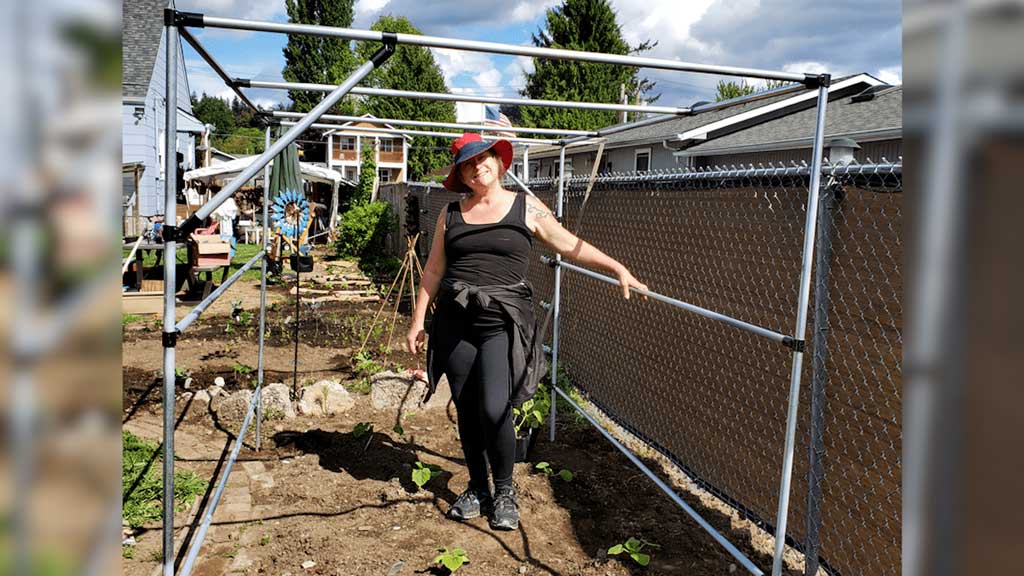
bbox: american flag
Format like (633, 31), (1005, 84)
(483, 104), (515, 138)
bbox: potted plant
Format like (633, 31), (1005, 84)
(512, 384), (551, 462)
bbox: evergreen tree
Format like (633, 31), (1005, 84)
(281, 0), (358, 114)
(520, 0), (657, 130)
(714, 80), (757, 102)
(355, 15), (457, 181)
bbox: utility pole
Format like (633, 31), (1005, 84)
(618, 83), (627, 124)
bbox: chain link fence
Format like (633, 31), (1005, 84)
(382, 162), (901, 576)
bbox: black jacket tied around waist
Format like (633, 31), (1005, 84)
(424, 277), (550, 408)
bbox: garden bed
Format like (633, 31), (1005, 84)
(122, 268), (799, 576)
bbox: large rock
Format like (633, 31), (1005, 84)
(260, 383), (296, 420)
(211, 389), (253, 421)
(297, 380), (355, 416)
(370, 371), (450, 411)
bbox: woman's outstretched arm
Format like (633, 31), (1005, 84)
(524, 195), (648, 300)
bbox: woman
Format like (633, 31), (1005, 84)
(406, 133), (647, 530)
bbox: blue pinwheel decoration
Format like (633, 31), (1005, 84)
(271, 188), (311, 255)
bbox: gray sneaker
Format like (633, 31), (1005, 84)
(489, 485), (519, 530)
(447, 487), (492, 521)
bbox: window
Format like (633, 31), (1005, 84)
(340, 137), (355, 150)
(561, 158), (574, 177)
(528, 161), (540, 179)
(380, 138), (395, 152)
(378, 168), (391, 183)
(635, 148), (651, 172)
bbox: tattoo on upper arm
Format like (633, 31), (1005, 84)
(526, 202), (551, 220)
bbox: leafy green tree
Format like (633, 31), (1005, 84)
(281, 0), (358, 114)
(520, 0), (657, 130)
(714, 80), (758, 102)
(355, 15), (457, 181)
(213, 127), (266, 156)
(191, 92), (235, 133)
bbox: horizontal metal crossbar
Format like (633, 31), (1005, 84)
(247, 80), (691, 116)
(271, 110), (596, 137)
(193, 14), (809, 82)
(174, 250), (265, 334)
(545, 257), (791, 345)
(550, 385), (764, 575)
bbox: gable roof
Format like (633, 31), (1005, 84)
(123, 0), (170, 100)
(322, 114), (414, 141)
(679, 85), (902, 157)
(526, 73), (885, 159)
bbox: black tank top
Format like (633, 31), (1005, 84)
(443, 192), (533, 286)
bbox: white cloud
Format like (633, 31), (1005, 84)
(177, 0), (284, 22)
(474, 69), (503, 89)
(431, 48), (496, 85)
(782, 61), (833, 76)
(510, 0), (560, 23)
(875, 66), (902, 85)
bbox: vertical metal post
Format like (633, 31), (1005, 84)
(255, 125), (270, 451)
(771, 82), (829, 576)
(161, 15), (179, 576)
(549, 145), (566, 442)
(804, 181), (836, 575)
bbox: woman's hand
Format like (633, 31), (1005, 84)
(406, 323), (426, 355)
(615, 266), (649, 300)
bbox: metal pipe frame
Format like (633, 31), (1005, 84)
(179, 27), (261, 114)
(173, 250), (265, 333)
(770, 83), (830, 576)
(503, 170), (537, 197)
(177, 392), (262, 576)
(194, 14), (808, 83)
(255, 125), (271, 452)
(278, 120), (558, 145)
(159, 31), (396, 573)
(271, 110), (596, 137)
(162, 10), (840, 574)
(188, 44), (395, 226)
(549, 385), (763, 575)
(549, 146), (566, 443)
(161, 19), (179, 576)
(249, 80), (691, 116)
(546, 258), (791, 345)
(560, 113), (686, 146)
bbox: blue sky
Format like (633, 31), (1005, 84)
(178, 0), (902, 120)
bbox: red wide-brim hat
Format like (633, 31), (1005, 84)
(443, 133), (514, 193)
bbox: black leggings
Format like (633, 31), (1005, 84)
(444, 321), (516, 492)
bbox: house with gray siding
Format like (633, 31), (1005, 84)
(521, 73), (900, 178)
(122, 0), (204, 221)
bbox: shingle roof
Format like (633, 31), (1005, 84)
(525, 74), (881, 158)
(682, 86), (902, 155)
(122, 0), (170, 99)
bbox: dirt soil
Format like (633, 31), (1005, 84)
(122, 260), (799, 576)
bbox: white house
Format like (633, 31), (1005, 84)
(323, 115), (412, 185)
(122, 0), (204, 221)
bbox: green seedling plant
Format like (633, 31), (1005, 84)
(412, 461), (443, 488)
(352, 422), (374, 439)
(392, 423), (405, 437)
(608, 537), (661, 567)
(513, 392), (550, 438)
(535, 461), (573, 482)
(353, 421), (375, 452)
(232, 363), (254, 386)
(432, 547), (469, 574)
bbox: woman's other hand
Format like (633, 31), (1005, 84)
(406, 324), (426, 355)
(615, 266), (649, 300)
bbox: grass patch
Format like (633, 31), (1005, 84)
(122, 431), (207, 529)
(122, 313), (144, 326)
